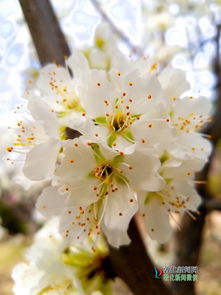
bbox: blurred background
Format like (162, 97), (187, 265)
(0, 0), (221, 294)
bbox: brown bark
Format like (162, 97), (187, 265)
(172, 24), (221, 295)
(19, 0), (70, 66)
(172, 211), (206, 295)
(110, 217), (172, 295)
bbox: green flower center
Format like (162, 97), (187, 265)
(88, 144), (129, 199)
(112, 111), (127, 132)
(62, 245), (112, 294)
(94, 114), (140, 147)
(94, 164), (113, 181)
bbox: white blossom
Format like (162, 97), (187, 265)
(139, 155), (202, 243)
(37, 136), (163, 247)
(4, 47), (212, 247)
(12, 217), (113, 295)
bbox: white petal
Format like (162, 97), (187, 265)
(170, 132), (212, 161)
(55, 139), (96, 183)
(89, 48), (109, 69)
(81, 70), (116, 118)
(163, 158), (205, 178)
(59, 206), (98, 243)
(67, 49), (89, 84)
(122, 152), (165, 191)
(78, 120), (109, 140)
(103, 184), (138, 231)
(132, 118), (173, 153)
(102, 225), (131, 248)
(173, 96), (212, 118)
(140, 194), (173, 243)
(36, 186), (66, 217)
(23, 138), (60, 180)
(37, 63), (71, 96)
(171, 180), (202, 211)
(159, 67), (190, 99)
(27, 98), (59, 137)
(65, 178), (100, 206)
(12, 263), (44, 295)
(110, 70), (163, 114)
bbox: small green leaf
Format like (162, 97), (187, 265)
(32, 69), (39, 78)
(114, 97), (119, 104)
(112, 154), (124, 166)
(115, 173), (129, 185)
(58, 111), (67, 118)
(105, 57), (111, 71)
(144, 192), (154, 205)
(94, 116), (107, 125)
(59, 126), (67, 140)
(95, 37), (105, 49)
(165, 178), (173, 185)
(121, 130), (135, 144)
(144, 192), (162, 205)
(99, 183), (108, 199)
(160, 152), (169, 164)
(107, 133), (117, 147)
(90, 143), (106, 163)
(131, 114), (141, 121)
(62, 249), (94, 268)
(66, 99), (85, 113)
(87, 171), (96, 178)
(169, 110), (174, 117)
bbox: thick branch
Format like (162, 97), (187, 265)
(204, 198), (221, 212)
(19, 0), (70, 66)
(109, 217), (172, 295)
(172, 210), (206, 295)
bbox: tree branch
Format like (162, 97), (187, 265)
(90, 0), (143, 56)
(171, 209), (206, 295)
(109, 217), (172, 295)
(172, 23), (221, 295)
(204, 198), (221, 212)
(19, 0), (70, 66)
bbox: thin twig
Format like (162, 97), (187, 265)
(90, 0), (143, 56)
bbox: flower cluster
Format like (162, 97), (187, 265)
(5, 49), (212, 246)
(12, 217), (115, 295)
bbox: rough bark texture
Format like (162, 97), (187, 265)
(109, 217), (172, 295)
(171, 210), (206, 295)
(19, 0), (70, 66)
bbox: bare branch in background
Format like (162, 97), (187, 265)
(208, 24), (221, 145)
(90, 0), (143, 56)
(172, 23), (221, 295)
(205, 199), (221, 212)
(19, 0), (70, 66)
